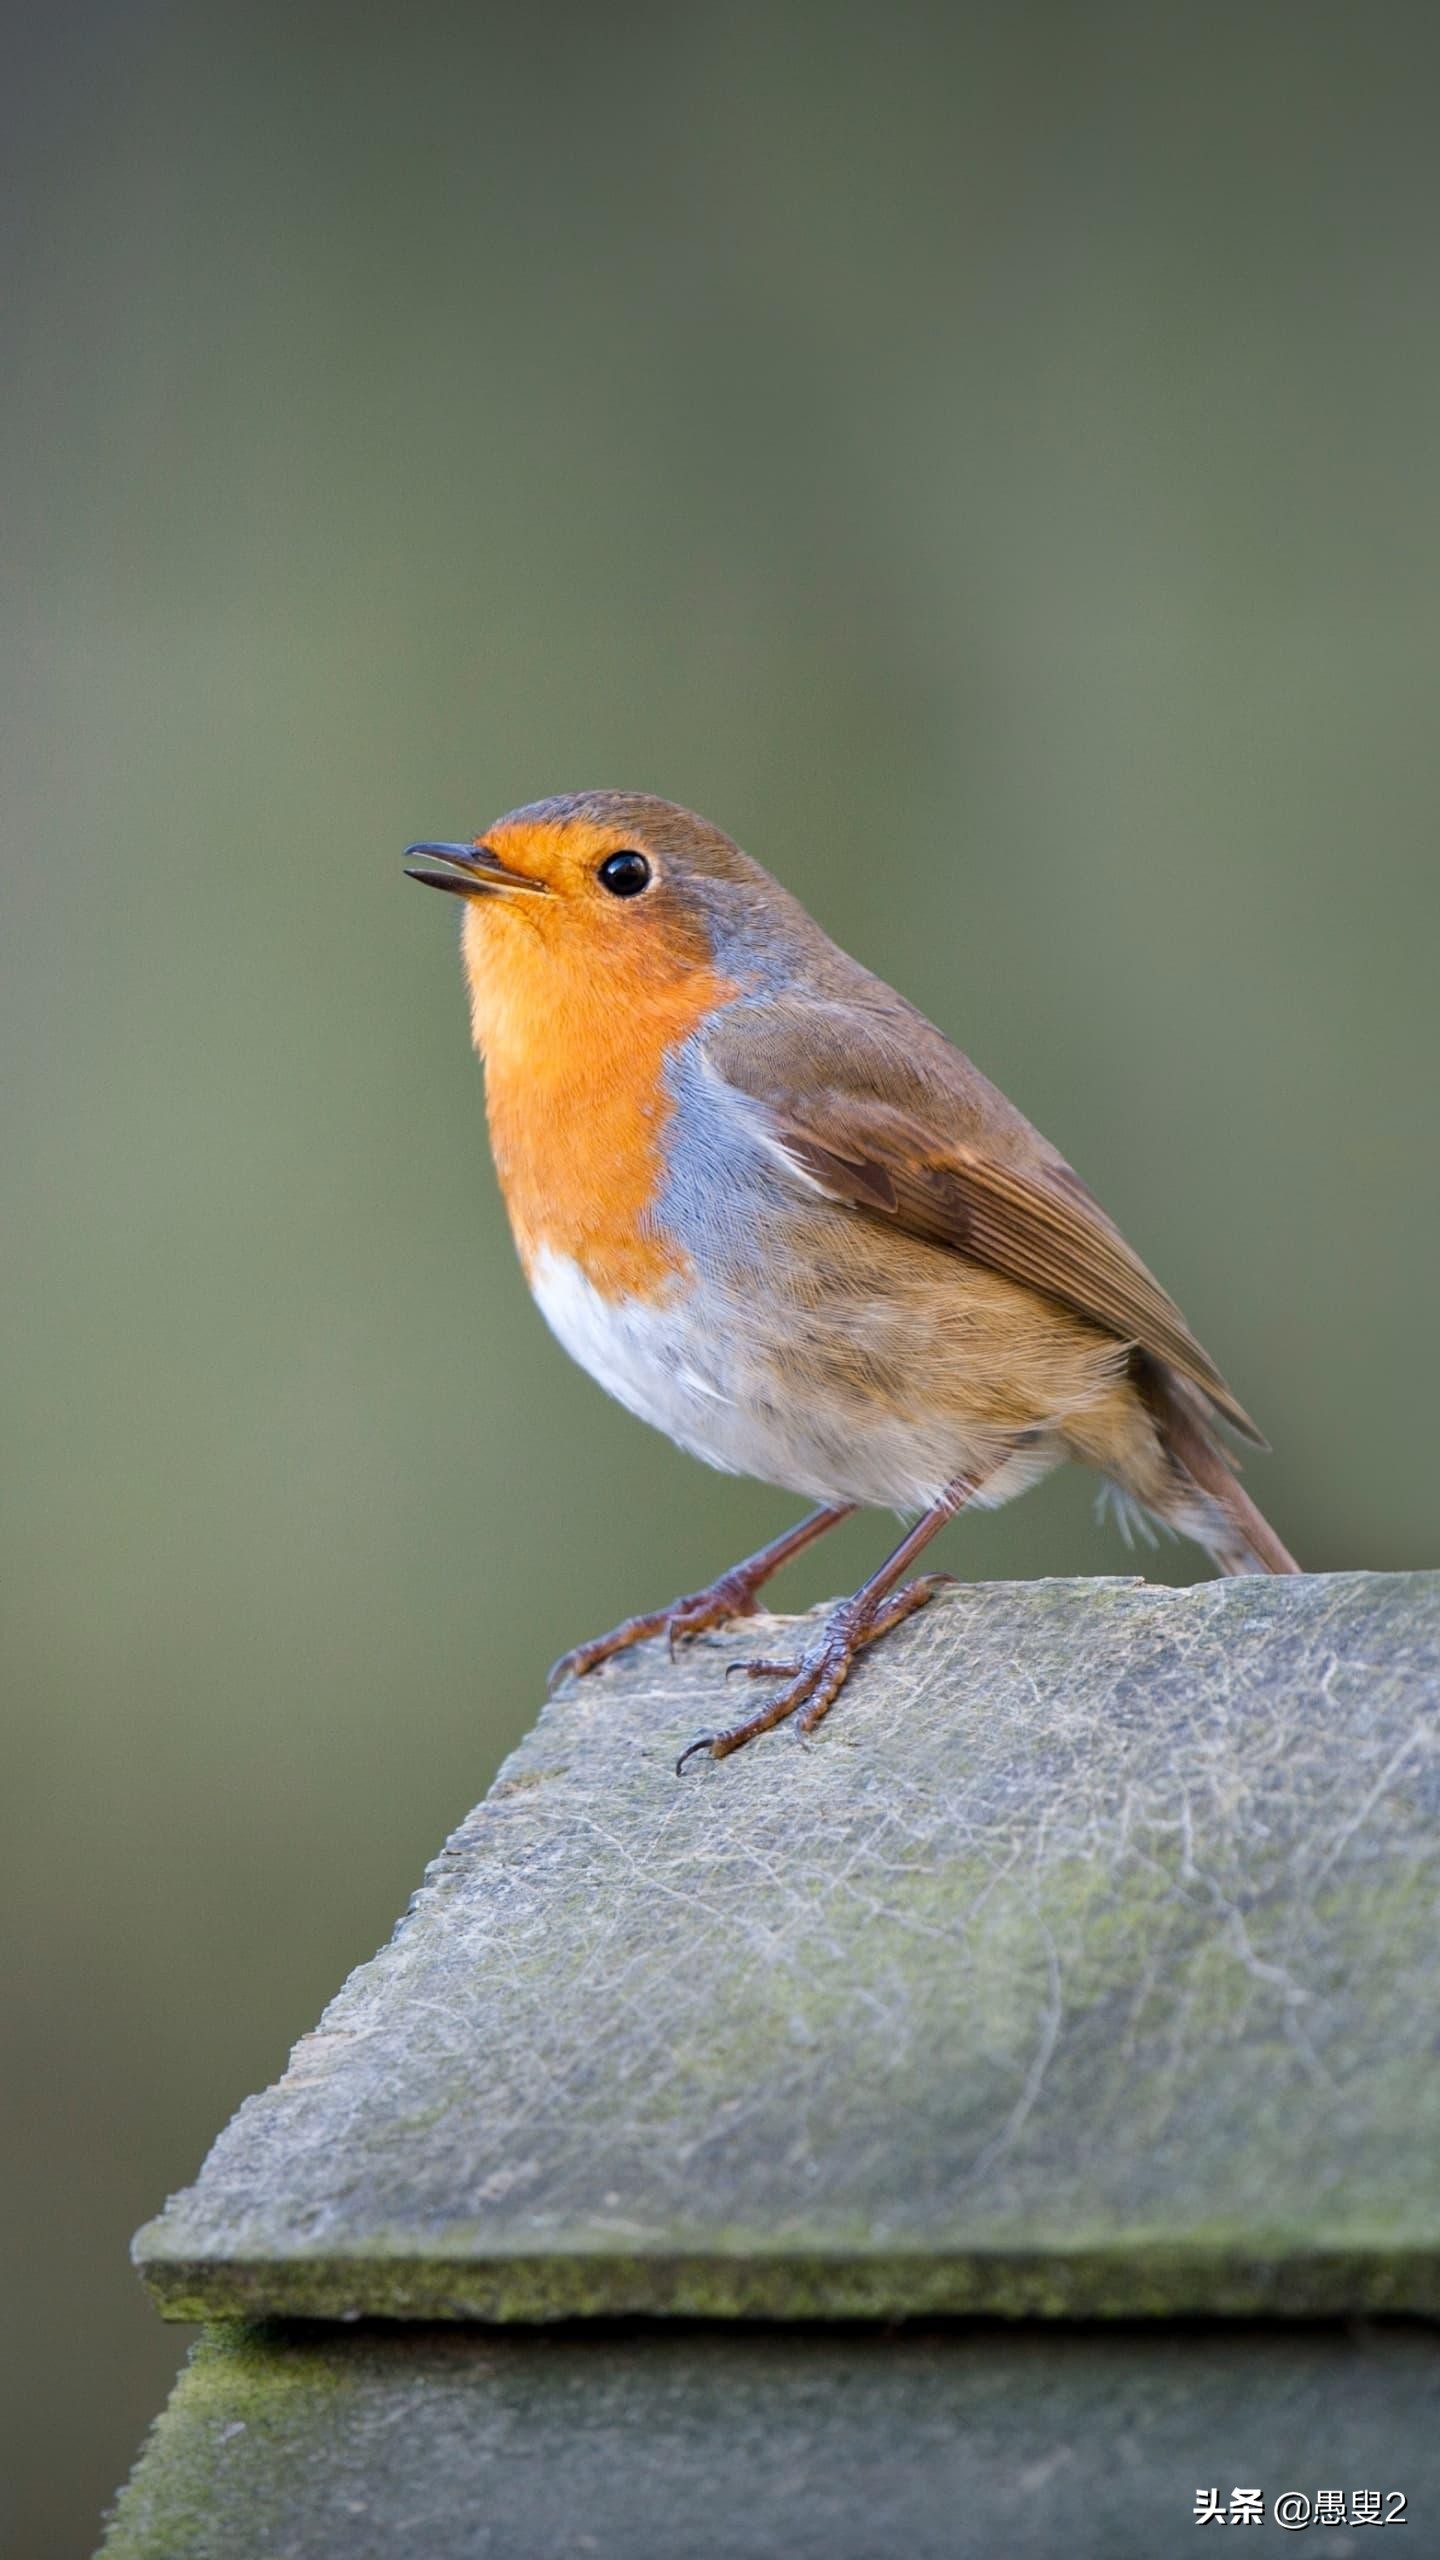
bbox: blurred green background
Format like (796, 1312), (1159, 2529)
(5, 2), (1440, 2550)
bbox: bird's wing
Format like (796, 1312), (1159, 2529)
(703, 996), (1264, 1446)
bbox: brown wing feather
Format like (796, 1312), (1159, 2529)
(776, 1110), (1262, 1443)
(703, 998), (1264, 1447)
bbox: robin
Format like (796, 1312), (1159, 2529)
(405, 792), (1298, 1771)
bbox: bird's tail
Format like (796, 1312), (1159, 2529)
(1134, 1361), (1300, 1576)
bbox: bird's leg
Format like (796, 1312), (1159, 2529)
(547, 1504), (856, 1689)
(676, 1474), (982, 1771)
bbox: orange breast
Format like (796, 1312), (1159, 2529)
(463, 902), (737, 1301)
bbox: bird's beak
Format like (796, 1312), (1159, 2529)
(402, 841), (548, 899)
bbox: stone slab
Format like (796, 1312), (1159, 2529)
(99, 2320), (1440, 2559)
(134, 1573), (1440, 2322)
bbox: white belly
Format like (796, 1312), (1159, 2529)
(525, 1246), (1057, 1514)
(528, 1247), (748, 1470)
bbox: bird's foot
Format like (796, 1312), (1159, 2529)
(675, 1573), (951, 1772)
(548, 1564), (770, 1691)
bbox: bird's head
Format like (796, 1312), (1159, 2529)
(404, 791), (831, 1064)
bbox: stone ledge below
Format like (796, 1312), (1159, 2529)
(135, 1573), (1440, 2324)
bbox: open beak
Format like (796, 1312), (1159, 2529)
(402, 841), (547, 899)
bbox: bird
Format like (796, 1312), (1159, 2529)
(405, 792), (1298, 1771)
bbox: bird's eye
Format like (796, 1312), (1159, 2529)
(597, 850), (652, 897)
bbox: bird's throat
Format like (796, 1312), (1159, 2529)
(463, 908), (737, 1301)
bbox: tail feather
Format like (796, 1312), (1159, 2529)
(1134, 1361), (1300, 1576)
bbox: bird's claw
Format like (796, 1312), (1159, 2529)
(551, 1575), (766, 1692)
(677, 1573), (948, 1766)
(666, 1577), (761, 1657)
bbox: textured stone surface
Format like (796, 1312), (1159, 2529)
(100, 2319), (1440, 2560)
(135, 1573), (1440, 2321)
